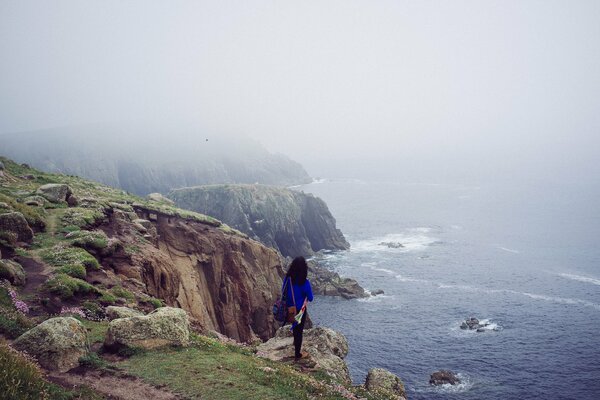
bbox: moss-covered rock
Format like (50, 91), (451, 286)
(365, 368), (407, 400)
(0, 212), (34, 243)
(106, 306), (144, 320)
(12, 317), (89, 372)
(65, 230), (109, 251)
(23, 195), (46, 207)
(104, 307), (190, 350)
(0, 259), (26, 286)
(36, 183), (72, 203)
(44, 273), (98, 299)
(40, 244), (100, 271)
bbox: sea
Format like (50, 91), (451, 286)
(297, 178), (600, 400)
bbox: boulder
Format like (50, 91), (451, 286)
(106, 306), (144, 320)
(365, 368), (407, 400)
(147, 193), (174, 205)
(36, 183), (72, 203)
(429, 370), (461, 386)
(104, 307), (190, 350)
(0, 259), (26, 286)
(308, 261), (368, 299)
(371, 289), (385, 296)
(23, 195), (46, 207)
(257, 326), (351, 383)
(0, 212), (34, 243)
(12, 317), (89, 372)
(67, 194), (79, 207)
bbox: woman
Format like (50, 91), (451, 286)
(285, 256), (314, 361)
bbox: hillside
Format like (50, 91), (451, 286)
(0, 157), (405, 400)
(0, 124), (312, 195)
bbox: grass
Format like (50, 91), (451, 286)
(0, 192), (46, 230)
(119, 335), (373, 400)
(44, 273), (98, 299)
(66, 230), (108, 250)
(0, 286), (34, 339)
(110, 286), (135, 302)
(40, 245), (100, 271)
(60, 207), (105, 229)
(78, 319), (109, 345)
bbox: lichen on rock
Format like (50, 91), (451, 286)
(365, 368), (407, 400)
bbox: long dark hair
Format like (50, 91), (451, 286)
(286, 256), (308, 285)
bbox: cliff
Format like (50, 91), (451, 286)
(0, 157), (283, 342)
(168, 184), (350, 257)
(0, 125), (312, 195)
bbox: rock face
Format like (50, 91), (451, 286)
(104, 307), (190, 350)
(0, 212), (34, 243)
(365, 368), (407, 400)
(429, 370), (461, 386)
(308, 261), (367, 299)
(12, 317), (88, 372)
(36, 183), (72, 203)
(168, 184), (349, 257)
(101, 205), (284, 342)
(257, 327), (350, 383)
(106, 306), (144, 320)
(0, 259), (26, 286)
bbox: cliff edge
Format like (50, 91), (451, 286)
(168, 184), (350, 257)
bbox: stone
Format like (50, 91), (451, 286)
(477, 328), (485, 332)
(67, 194), (79, 207)
(460, 322), (468, 330)
(365, 368), (407, 400)
(257, 326), (351, 383)
(104, 307), (190, 351)
(371, 289), (385, 296)
(0, 259), (26, 286)
(147, 193), (175, 205)
(0, 212), (34, 243)
(12, 317), (89, 372)
(106, 306), (144, 320)
(36, 183), (73, 203)
(308, 260), (368, 299)
(23, 195), (46, 207)
(429, 370), (461, 386)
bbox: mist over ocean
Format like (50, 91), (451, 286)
(301, 178), (600, 399)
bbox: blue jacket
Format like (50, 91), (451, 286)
(285, 277), (313, 309)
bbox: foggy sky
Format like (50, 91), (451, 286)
(1, 1), (599, 183)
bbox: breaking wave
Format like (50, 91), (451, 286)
(558, 273), (600, 286)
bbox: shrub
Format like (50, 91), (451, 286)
(148, 297), (164, 309)
(98, 291), (117, 305)
(0, 340), (50, 399)
(44, 274), (97, 299)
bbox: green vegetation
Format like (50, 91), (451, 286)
(0, 286), (33, 339)
(44, 273), (97, 299)
(60, 207), (105, 229)
(98, 291), (117, 304)
(148, 297), (163, 309)
(66, 230), (109, 250)
(119, 335), (375, 400)
(57, 264), (87, 279)
(78, 319), (109, 345)
(40, 245), (100, 271)
(110, 286), (135, 302)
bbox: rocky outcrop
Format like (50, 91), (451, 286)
(460, 317), (495, 332)
(12, 317), (89, 372)
(168, 184), (349, 257)
(0, 259), (26, 286)
(257, 327), (350, 383)
(429, 370), (461, 385)
(365, 368), (407, 400)
(147, 193), (174, 205)
(100, 204), (284, 342)
(106, 306), (144, 320)
(0, 212), (34, 243)
(104, 307), (190, 350)
(36, 183), (72, 203)
(308, 261), (367, 299)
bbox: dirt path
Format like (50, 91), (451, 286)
(17, 256), (52, 298)
(48, 369), (183, 400)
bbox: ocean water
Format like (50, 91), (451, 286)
(299, 179), (600, 399)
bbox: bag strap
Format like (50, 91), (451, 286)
(289, 277), (296, 308)
(280, 276), (289, 299)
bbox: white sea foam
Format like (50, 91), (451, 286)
(358, 293), (394, 303)
(370, 266), (395, 275)
(431, 373), (474, 393)
(396, 274), (429, 283)
(311, 178), (327, 184)
(498, 246), (520, 254)
(352, 228), (438, 253)
(558, 273), (600, 286)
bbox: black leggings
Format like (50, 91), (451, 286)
(293, 312), (307, 358)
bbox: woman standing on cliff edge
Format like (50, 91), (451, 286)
(286, 256), (314, 361)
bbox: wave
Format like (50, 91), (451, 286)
(412, 373), (474, 394)
(352, 228), (438, 253)
(558, 273), (600, 286)
(396, 274), (429, 283)
(311, 178), (327, 184)
(498, 246), (520, 254)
